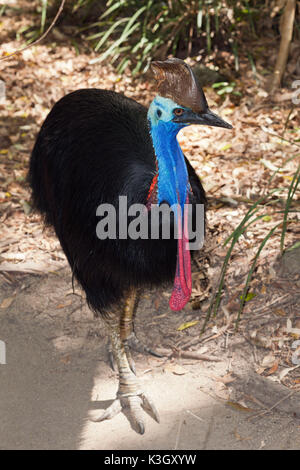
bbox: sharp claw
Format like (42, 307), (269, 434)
(141, 392), (160, 423)
(127, 333), (163, 358)
(107, 341), (116, 371)
(125, 395), (146, 434)
(124, 344), (136, 375)
(108, 351), (115, 371)
(145, 347), (163, 358)
(137, 421), (145, 435)
(129, 359), (136, 375)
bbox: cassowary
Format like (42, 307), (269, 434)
(29, 58), (232, 434)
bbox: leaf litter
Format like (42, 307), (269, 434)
(0, 4), (299, 413)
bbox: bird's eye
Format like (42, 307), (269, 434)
(174, 108), (184, 116)
(156, 109), (162, 118)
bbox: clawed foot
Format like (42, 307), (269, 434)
(94, 391), (160, 434)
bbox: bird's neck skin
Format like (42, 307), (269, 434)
(147, 100), (192, 312)
(147, 112), (188, 212)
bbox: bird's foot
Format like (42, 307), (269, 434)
(94, 391), (160, 434)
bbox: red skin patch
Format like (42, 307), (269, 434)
(147, 174), (192, 311)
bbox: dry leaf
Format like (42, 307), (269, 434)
(265, 360), (279, 376)
(275, 309), (286, 317)
(177, 320), (199, 331)
(172, 364), (188, 375)
(226, 401), (253, 412)
(261, 353), (276, 368)
(0, 297), (14, 309)
(260, 285), (266, 294)
(215, 373), (236, 384)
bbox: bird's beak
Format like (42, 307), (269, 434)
(173, 108), (233, 129)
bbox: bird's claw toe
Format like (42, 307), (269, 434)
(94, 392), (159, 434)
(126, 332), (163, 358)
(141, 392), (160, 423)
(94, 398), (122, 422)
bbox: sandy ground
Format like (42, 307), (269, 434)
(0, 268), (299, 450)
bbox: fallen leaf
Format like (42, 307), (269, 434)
(226, 401), (253, 412)
(265, 360), (279, 376)
(0, 297), (14, 309)
(215, 373), (236, 384)
(275, 308), (286, 316)
(177, 320), (199, 331)
(240, 292), (256, 302)
(261, 353), (276, 368)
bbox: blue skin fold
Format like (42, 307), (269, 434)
(147, 96), (189, 217)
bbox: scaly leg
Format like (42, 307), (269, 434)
(107, 289), (162, 372)
(97, 299), (160, 434)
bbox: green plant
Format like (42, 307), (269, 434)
(16, 0), (274, 73)
(212, 81), (241, 96)
(202, 151), (300, 333)
(78, 0), (264, 73)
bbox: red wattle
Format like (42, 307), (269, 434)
(169, 195), (192, 311)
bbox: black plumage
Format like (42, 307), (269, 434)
(29, 89), (206, 315)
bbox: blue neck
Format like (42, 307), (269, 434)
(148, 120), (189, 214)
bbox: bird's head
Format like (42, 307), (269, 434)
(148, 58), (232, 133)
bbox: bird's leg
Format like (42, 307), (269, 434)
(97, 307), (159, 434)
(107, 289), (162, 372)
(120, 288), (137, 374)
(107, 289), (137, 373)
(121, 289), (163, 359)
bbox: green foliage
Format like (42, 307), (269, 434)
(25, 0), (270, 74)
(86, 0), (202, 73)
(202, 145), (300, 332)
(212, 81), (241, 96)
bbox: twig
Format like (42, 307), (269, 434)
(180, 351), (222, 361)
(248, 390), (296, 420)
(0, 0), (66, 62)
(202, 324), (231, 344)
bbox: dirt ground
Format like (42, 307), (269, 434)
(0, 4), (300, 450)
(0, 262), (300, 450)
